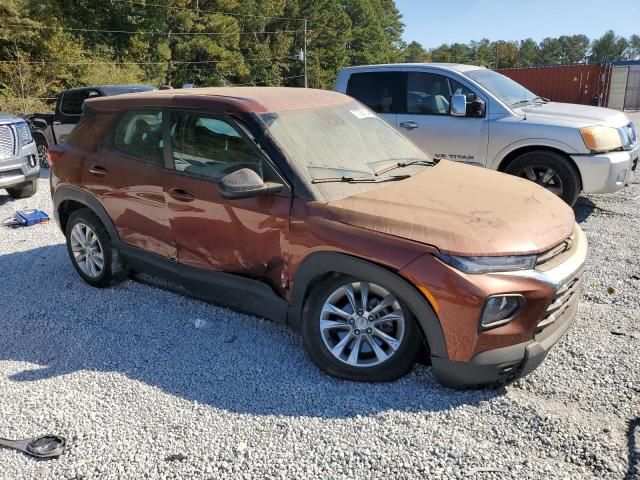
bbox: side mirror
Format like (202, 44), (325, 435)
(450, 94), (467, 117)
(218, 168), (284, 200)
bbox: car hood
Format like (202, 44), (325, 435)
(326, 161), (575, 257)
(516, 102), (630, 128)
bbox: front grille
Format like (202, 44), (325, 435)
(536, 233), (577, 271)
(0, 125), (16, 159)
(537, 270), (584, 333)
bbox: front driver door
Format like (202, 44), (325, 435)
(396, 70), (489, 165)
(164, 110), (290, 292)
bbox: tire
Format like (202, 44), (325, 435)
(65, 208), (128, 288)
(504, 150), (581, 206)
(301, 275), (422, 382)
(6, 179), (38, 199)
(33, 133), (49, 168)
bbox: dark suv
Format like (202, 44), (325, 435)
(49, 88), (587, 389)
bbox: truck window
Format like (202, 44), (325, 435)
(59, 89), (100, 117)
(346, 72), (402, 114)
(406, 73), (476, 115)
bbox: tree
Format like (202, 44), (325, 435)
(590, 30), (628, 62)
(539, 37), (562, 64)
(558, 34), (589, 64)
(402, 40), (430, 62)
(629, 34), (640, 60)
(518, 38), (539, 67)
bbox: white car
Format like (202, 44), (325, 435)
(336, 63), (639, 205)
(0, 113), (39, 199)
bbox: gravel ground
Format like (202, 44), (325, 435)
(0, 125), (639, 479)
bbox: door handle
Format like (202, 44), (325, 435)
(168, 188), (195, 202)
(88, 165), (108, 176)
(399, 121), (419, 130)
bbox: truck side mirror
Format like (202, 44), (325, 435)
(469, 98), (486, 118)
(450, 94), (467, 117)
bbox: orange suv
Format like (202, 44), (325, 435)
(49, 88), (587, 388)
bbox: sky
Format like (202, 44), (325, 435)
(395, 0), (640, 48)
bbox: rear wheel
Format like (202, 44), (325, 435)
(65, 209), (127, 287)
(302, 275), (421, 382)
(504, 150), (581, 206)
(6, 179), (38, 199)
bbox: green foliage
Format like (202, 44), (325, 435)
(0, 0), (639, 115)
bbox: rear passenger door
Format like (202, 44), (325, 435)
(164, 110), (290, 291)
(84, 109), (176, 259)
(396, 70), (489, 164)
(345, 71), (403, 127)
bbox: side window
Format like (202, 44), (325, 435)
(406, 72), (453, 115)
(450, 78), (476, 102)
(169, 112), (263, 180)
(346, 72), (401, 114)
(59, 90), (100, 117)
(113, 110), (164, 164)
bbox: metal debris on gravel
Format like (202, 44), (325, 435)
(0, 128), (638, 479)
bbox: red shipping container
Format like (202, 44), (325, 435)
(496, 64), (612, 106)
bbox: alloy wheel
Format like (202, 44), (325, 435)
(516, 165), (564, 197)
(320, 281), (406, 367)
(37, 144), (48, 168)
(70, 223), (105, 279)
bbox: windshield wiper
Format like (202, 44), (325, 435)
(374, 160), (434, 177)
(312, 175), (410, 184)
(532, 96), (550, 103)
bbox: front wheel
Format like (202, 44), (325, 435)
(504, 150), (581, 206)
(6, 179), (38, 199)
(302, 276), (421, 382)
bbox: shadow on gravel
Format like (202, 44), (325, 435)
(0, 245), (502, 418)
(573, 196), (596, 224)
(626, 418), (640, 480)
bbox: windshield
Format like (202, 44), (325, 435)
(464, 69), (539, 107)
(259, 102), (431, 198)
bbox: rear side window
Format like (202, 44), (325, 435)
(113, 110), (164, 164)
(346, 72), (402, 114)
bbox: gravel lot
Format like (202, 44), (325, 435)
(0, 117), (639, 479)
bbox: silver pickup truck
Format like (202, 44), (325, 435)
(336, 63), (639, 205)
(0, 113), (39, 199)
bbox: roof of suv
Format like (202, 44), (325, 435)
(85, 87), (352, 114)
(341, 63), (486, 73)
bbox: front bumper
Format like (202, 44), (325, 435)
(430, 226), (588, 389)
(0, 142), (39, 189)
(572, 143), (639, 194)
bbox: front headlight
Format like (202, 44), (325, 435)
(15, 122), (33, 146)
(580, 126), (623, 152)
(435, 253), (537, 274)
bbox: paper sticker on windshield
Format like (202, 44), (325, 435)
(350, 107), (376, 120)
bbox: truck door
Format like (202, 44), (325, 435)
(396, 70), (489, 165)
(54, 89), (101, 144)
(345, 71), (403, 127)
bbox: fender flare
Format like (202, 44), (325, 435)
(30, 126), (54, 148)
(54, 185), (119, 241)
(287, 252), (448, 359)
(490, 138), (579, 171)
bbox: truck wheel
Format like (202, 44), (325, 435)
(6, 179), (38, 199)
(33, 133), (49, 168)
(505, 151), (581, 206)
(301, 275), (421, 382)
(65, 208), (128, 288)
